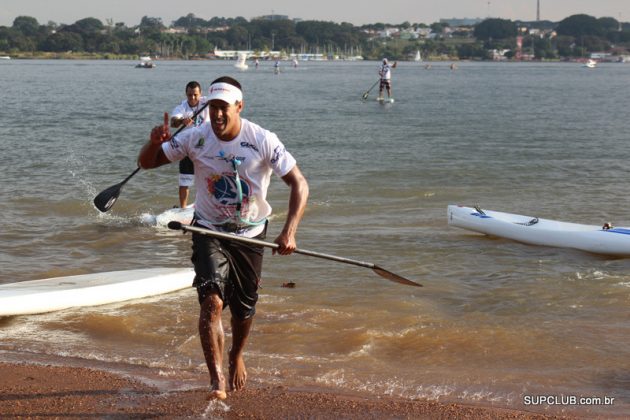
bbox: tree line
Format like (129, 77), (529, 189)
(1, 13), (629, 60)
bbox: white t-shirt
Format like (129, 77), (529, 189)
(162, 118), (297, 237)
(171, 97), (210, 128)
(379, 63), (392, 80)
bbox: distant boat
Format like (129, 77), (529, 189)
(0, 56), (10, 60)
(584, 59), (597, 69)
(135, 56), (155, 68)
(414, 50), (421, 62)
(234, 53), (248, 70)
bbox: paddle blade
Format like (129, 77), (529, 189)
(362, 92), (369, 100)
(372, 266), (422, 287)
(168, 221), (183, 230)
(93, 183), (122, 213)
(93, 167), (141, 213)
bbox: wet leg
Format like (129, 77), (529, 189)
(229, 315), (253, 391)
(199, 293), (227, 399)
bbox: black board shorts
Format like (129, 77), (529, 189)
(190, 224), (265, 320)
(179, 157), (194, 187)
(179, 156), (194, 175)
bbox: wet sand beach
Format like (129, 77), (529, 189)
(0, 362), (568, 419)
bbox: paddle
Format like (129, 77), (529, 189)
(93, 167), (141, 212)
(361, 79), (380, 100)
(167, 221), (422, 287)
(93, 101), (211, 213)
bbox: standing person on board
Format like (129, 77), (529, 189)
(138, 76), (309, 400)
(378, 58), (397, 100)
(170, 81), (210, 208)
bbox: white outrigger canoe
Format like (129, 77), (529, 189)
(447, 205), (630, 256)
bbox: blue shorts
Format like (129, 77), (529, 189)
(191, 224), (266, 320)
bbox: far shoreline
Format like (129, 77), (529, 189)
(0, 51), (572, 63)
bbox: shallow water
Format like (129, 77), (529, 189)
(0, 59), (629, 417)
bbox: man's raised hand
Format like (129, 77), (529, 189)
(150, 112), (171, 145)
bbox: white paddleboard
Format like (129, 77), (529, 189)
(0, 267), (194, 316)
(377, 97), (395, 103)
(155, 206), (194, 226)
(141, 205), (194, 227)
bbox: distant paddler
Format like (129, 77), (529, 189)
(170, 81), (210, 208)
(377, 58), (397, 101)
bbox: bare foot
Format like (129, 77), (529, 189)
(229, 352), (247, 391)
(208, 374), (227, 400)
(207, 390), (227, 400)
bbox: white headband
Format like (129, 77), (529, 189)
(207, 82), (243, 104)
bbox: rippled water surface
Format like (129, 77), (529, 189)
(0, 59), (629, 417)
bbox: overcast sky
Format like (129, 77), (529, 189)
(2, 0), (629, 27)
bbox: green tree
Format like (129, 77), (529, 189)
(0, 26), (34, 51)
(59, 18), (105, 52)
(430, 22), (448, 36)
(457, 42), (486, 59)
(474, 18), (517, 40)
(68, 17), (104, 34)
(192, 35), (212, 54)
(173, 13), (208, 29)
(226, 25), (249, 49)
(556, 14), (603, 37)
(40, 31), (84, 52)
(138, 16), (165, 37)
(597, 17), (619, 32)
(555, 35), (575, 57)
(533, 37), (556, 59)
(12, 16), (40, 36)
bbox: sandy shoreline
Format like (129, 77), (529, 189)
(0, 362), (571, 419)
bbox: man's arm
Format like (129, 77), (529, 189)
(138, 112), (172, 169)
(170, 115), (185, 128)
(274, 165), (309, 255)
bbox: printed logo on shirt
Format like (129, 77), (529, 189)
(240, 142), (259, 152)
(271, 145), (285, 164)
(195, 137), (205, 148)
(214, 152), (247, 165)
(207, 174), (251, 207)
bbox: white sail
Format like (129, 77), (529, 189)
(235, 52), (249, 70)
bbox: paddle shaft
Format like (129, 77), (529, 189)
(93, 101), (211, 212)
(362, 79), (380, 99)
(165, 100), (211, 140)
(175, 223), (370, 265)
(128, 100), (211, 179)
(120, 167), (141, 186)
(168, 222), (422, 287)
